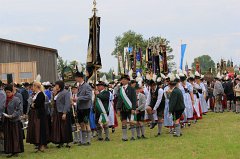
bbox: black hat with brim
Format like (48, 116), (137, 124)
(169, 81), (177, 86)
(189, 78), (195, 82)
(120, 74), (130, 81)
(149, 80), (156, 86)
(96, 81), (106, 86)
(130, 80), (137, 84)
(180, 76), (187, 82)
(75, 71), (84, 78)
(71, 85), (78, 89)
(195, 75), (201, 79)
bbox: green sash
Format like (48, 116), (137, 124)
(120, 86), (132, 110)
(96, 98), (108, 124)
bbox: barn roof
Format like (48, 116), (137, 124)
(0, 38), (58, 56)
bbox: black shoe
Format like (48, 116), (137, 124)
(155, 133), (161, 137)
(130, 137), (135, 141)
(66, 144), (71, 148)
(78, 142), (83, 146)
(137, 136), (141, 139)
(150, 123), (157, 129)
(122, 139), (128, 142)
(98, 138), (103, 141)
(181, 124), (184, 129)
(188, 123), (191, 127)
(112, 128), (115, 133)
(56, 144), (63, 148)
(7, 153), (18, 158)
(141, 135), (147, 139)
(173, 133), (182, 137)
(105, 137), (110, 141)
(81, 142), (91, 146)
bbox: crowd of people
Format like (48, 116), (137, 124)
(0, 70), (239, 157)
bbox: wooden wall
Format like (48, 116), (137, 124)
(0, 39), (58, 82)
(0, 62), (37, 83)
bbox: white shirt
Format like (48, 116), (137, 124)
(146, 87), (164, 111)
(122, 84), (128, 90)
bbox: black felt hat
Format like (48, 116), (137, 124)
(75, 71), (84, 78)
(120, 74), (130, 81)
(96, 81), (106, 86)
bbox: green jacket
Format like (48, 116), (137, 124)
(169, 87), (185, 113)
(96, 90), (110, 113)
(116, 86), (136, 111)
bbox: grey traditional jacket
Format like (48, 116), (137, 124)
(15, 92), (23, 115)
(2, 97), (22, 122)
(55, 89), (71, 113)
(0, 89), (6, 117)
(77, 82), (92, 110)
(136, 93), (146, 111)
(213, 80), (224, 97)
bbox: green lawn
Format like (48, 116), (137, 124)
(1, 112), (240, 159)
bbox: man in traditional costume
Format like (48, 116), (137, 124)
(95, 81), (111, 141)
(117, 75), (137, 141)
(168, 74), (185, 137)
(75, 71), (92, 146)
(213, 73), (225, 113)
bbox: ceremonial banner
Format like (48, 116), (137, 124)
(118, 53), (124, 75)
(86, 15), (102, 81)
(136, 48), (142, 74)
(63, 66), (74, 82)
(124, 47), (133, 73)
(180, 44), (187, 70)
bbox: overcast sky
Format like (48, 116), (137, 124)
(0, 0), (239, 72)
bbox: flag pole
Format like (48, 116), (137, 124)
(92, 0), (98, 107)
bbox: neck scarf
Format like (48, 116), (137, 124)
(6, 95), (14, 108)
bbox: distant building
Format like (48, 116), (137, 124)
(0, 38), (58, 83)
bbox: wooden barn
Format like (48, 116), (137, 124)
(0, 38), (58, 83)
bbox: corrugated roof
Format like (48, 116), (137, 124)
(0, 38), (58, 56)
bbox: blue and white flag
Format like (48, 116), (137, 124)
(180, 44), (187, 70)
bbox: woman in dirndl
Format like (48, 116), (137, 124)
(26, 81), (47, 152)
(179, 73), (194, 126)
(1, 85), (24, 157)
(188, 76), (202, 123)
(51, 81), (72, 148)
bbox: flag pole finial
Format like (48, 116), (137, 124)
(93, 0), (97, 14)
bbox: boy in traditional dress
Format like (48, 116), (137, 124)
(71, 85), (82, 144)
(117, 75), (137, 141)
(95, 81), (111, 141)
(135, 84), (147, 139)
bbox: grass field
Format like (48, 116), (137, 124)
(1, 112), (240, 159)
